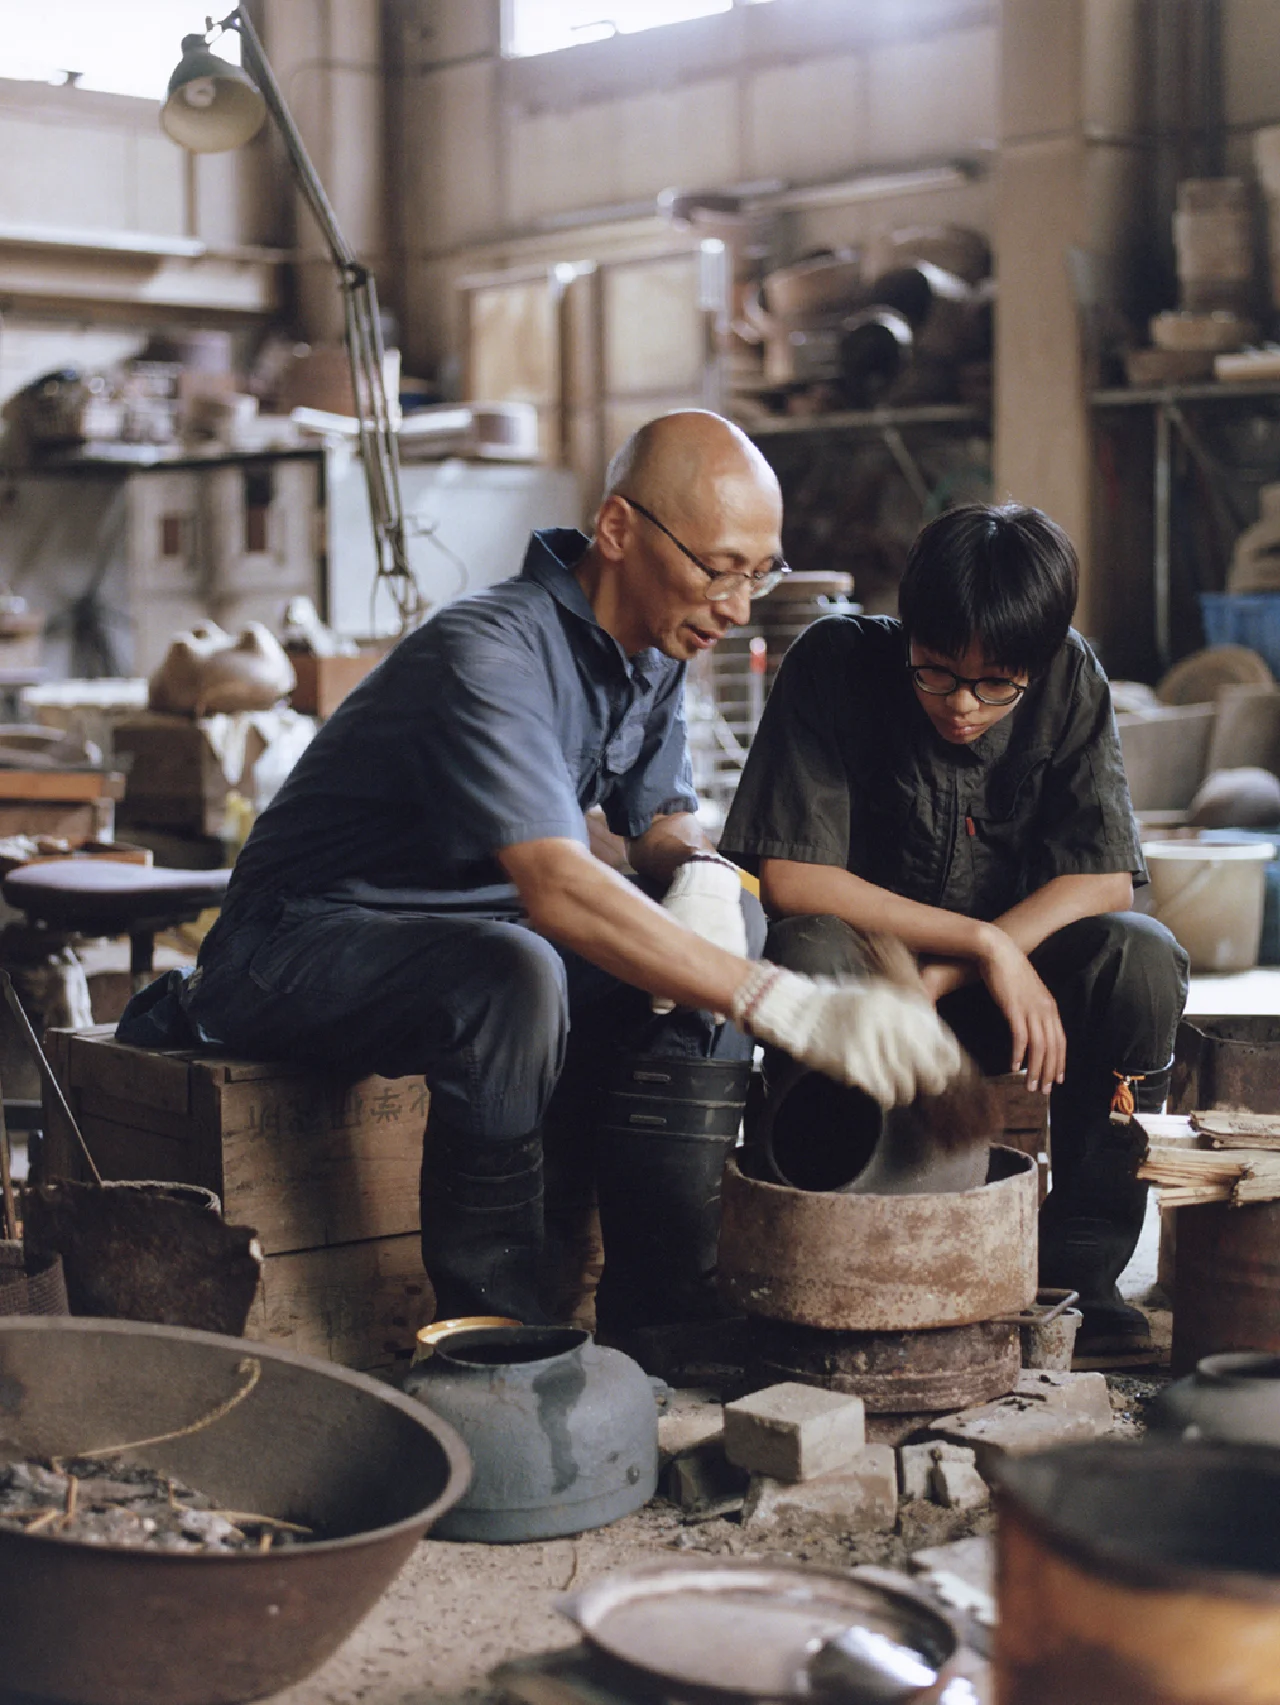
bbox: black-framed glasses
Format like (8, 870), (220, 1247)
(908, 662), (1028, 707)
(621, 496), (790, 602)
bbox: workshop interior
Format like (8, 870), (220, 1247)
(5, 4), (1280, 1704)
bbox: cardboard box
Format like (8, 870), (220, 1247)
(42, 1025), (432, 1369)
(287, 651), (382, 719)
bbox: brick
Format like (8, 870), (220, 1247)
(741, 1445), (897, 1538)
(930, 1370), (1113, 1475)
(724, 1382), (866, 1482)
(930, 1453), (989, 1510)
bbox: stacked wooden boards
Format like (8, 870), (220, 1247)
(1138, 1110), (1280, 1208)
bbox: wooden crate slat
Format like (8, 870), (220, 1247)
(73, 1088), (194, 1144)
(243, 1233), (431, 1368)
(68, 1036), (191, 1115)
(77, 1115), (215, 1192)
(218, 1074), (423, 1255)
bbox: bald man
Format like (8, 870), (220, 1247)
(149, 411), (962, 1335)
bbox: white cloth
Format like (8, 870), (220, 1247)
(731, 962), (964, 1107)
(653, 856), (747, 1016)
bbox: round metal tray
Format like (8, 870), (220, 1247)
(560, 1558), (958, 1701)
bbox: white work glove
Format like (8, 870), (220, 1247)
(729, 962), (965, 1108)
(652, 854), (748, 1015)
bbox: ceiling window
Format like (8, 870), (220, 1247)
(505, 0), (776, 59)
(0, 1), (238, 101)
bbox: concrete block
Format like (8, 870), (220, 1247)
(724, 1383), (866, 1482)
(930, 1453), (989, 1511)
(899, 1441), (937, 1501)
(931, 1369), (1113, 1474)
(899, 1439), (981, 1502)
(657, 1390), (724, 1466)
(661, 1440), (748, 1515)
(1013, 1369), (1113, 1425)
(741, 1445), (898, 1538)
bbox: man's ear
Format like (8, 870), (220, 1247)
(593, 493), (631, 562)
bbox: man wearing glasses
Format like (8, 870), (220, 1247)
(721, 503), (1189, 1359)
(166, 409), (963, 1336)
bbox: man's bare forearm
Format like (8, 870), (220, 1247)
(500, 836), (749, 1011)
(625, 811), (718, 887)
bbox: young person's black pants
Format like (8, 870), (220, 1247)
(756, 910), (1189, 1338)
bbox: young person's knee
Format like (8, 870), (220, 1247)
(764, 913), (875, 978)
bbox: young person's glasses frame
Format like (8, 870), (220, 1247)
(620, 496), (790, 602)
(907, 663), (1028, 707)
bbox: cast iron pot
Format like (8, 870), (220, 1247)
(0, 1316), (470, 1705)
(404, 1324), (658, 1542)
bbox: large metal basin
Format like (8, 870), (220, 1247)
(718, 1144), (1038, 1331)
(0, 1316), (470, 1705)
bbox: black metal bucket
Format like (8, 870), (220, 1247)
(22, 1180), (261, 1336)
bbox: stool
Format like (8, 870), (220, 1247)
(3, 862), (231, 991)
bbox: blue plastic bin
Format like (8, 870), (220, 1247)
(1199, 593), (1280, 676)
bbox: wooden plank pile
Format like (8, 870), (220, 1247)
(1137, 1111), (1280, 1208)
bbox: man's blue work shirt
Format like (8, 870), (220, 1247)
(226, 529), (697, 913)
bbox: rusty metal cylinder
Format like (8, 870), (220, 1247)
(717, 1145), (1038, 1331)
(749, 1316), (1020, 1412)
(1173, 1198), (1280, 1375)
(995, 1440), (1280, 1705)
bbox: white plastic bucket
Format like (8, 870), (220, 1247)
(1144, 839), (1276, 973)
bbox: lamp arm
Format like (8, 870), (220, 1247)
(217, 6), (423, 629)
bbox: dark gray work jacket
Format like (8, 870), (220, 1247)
(719, 614), (1145, 922)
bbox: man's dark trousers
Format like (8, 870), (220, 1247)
(186, 886), (766, 1323)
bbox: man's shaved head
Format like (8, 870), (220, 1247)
(603, 409), (779, 525)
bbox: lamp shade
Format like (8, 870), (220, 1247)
(161, 34), (266, 152)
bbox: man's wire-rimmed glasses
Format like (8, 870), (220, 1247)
(621, 496), (790, 602)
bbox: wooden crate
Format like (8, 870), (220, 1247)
(41, 1025), (431, 1368)
(989, 1070), (1051, 1201)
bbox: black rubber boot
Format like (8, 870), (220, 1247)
(419, 1119), (551, 1324)
(1040, 1067), (1170, 1352)
(593, 1054), (751, 1336)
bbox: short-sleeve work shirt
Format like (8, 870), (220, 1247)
(719, 614), (1145, 922)
(227, 529), (697, 911)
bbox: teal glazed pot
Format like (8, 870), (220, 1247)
(404, 1325), (658, 1542)
(1149, 1352), (1280, 1446)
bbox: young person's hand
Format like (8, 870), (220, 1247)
(977, 930), (1066, 1093)
(730, 964), (965, 1107)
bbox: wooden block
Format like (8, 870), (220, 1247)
(243, 1233), (431, 1368)
(0, 769), (124, 801)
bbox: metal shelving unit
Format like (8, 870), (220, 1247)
(1093, 380), (1280, 671)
